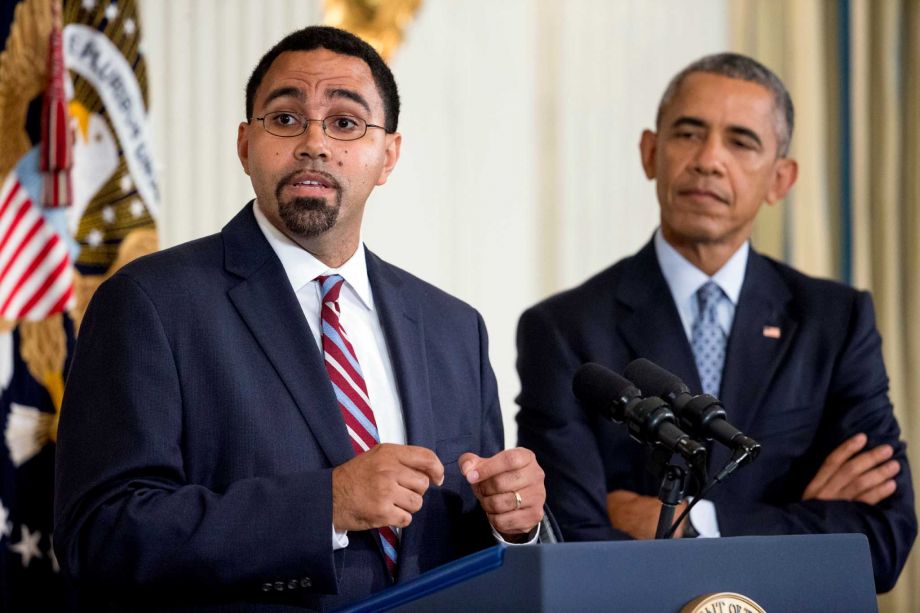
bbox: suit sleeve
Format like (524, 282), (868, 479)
(54, 274), (339, 598)
(714, 291), (916, 593)
(515, 306), (629, 542)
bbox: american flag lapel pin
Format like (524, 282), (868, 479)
(762, 325), (781, 339)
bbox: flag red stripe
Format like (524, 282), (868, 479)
(45, 282), (73, 316)
(0, 197), (31, 255)
(17, 253), (69, 318)
(0, 235), (58, 313)
(0, 180), (21, 218)
(0, 216), (44, 283)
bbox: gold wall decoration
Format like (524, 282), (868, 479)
(323, 0), (423, 62)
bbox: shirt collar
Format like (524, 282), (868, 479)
(654, 228), (748, 306)
(252, 201), (374, 310)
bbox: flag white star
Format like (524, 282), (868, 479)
(0, 499), (10, 539)
(86, 229), (104, 247)
(10, 525), (42, 568)
(119, 174), (134, 194)
(102, 206), (116, 224)
(124, 18), (137, 36)
(130, 199), (146, 219)
(82, 0), (96, 10)
(105, 2), (118, 20)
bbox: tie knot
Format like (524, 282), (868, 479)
(317, 274), (345, 303)
(696, 281), (724, 313)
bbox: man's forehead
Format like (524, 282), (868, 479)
(256, 49), (380, 106)
(661, 72), (780, 147)
(665, 72), (776, 122)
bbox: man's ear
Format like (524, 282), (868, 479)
(237, 122), (251, 176)
(765, 158), (798, 205)
(375, 132), (402, 186)
(639, 129), (658, 180)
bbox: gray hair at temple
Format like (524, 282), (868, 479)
(655, 52), (795, 158)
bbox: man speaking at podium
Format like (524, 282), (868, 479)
(54, 26), (545, 609)
(516, 53), (915, 592)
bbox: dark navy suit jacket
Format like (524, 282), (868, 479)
(54, 204), (501, 610)
(516, 238), (916, 592)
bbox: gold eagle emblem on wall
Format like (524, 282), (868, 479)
(323, 0), (423, 62)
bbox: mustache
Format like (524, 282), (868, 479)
(280, 168), (341, 190)
(677, 185), (729, 204)
(275, 169), (341, 205)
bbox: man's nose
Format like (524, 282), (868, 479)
(690, 135), (725, 175)
(294, 119), (330, 160)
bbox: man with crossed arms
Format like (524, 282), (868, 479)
(516, 53), (915, 592)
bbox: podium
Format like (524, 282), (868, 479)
(342, 534), (877, 612)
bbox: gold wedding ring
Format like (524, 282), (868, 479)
(513, 491), (523, 510)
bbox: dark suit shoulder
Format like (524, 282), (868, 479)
(754, 251), (870, 316)
(520, 246), (662, 346)
(111, 233), (225, 287)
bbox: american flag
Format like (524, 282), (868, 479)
(1, 1), (157, 609)
(0, 173), (74, 321)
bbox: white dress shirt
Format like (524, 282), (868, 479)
(653, 228), (749, 538)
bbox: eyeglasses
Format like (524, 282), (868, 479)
(253, 111), (387, 141)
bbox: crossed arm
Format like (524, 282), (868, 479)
(608, 432), (902, 540)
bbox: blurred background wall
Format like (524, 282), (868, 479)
(139, 1), (920, 608)
(141, 0), (728, 445)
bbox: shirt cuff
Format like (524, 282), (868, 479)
(332, 524), (349, 550)
(688, 499), (721, 538)
(491, 524), (540, 546)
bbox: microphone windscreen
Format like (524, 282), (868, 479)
(572, 363), (636, 410)
(624, 358), (689, 397)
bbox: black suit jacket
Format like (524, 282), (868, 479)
(54, 204), (501, 610)
(516, 238), (916, 592)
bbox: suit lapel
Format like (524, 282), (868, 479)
(616, 240), (701, 390)
(366, 252), (435, 452)
(222, 204), (354, 468)
(718, 250), (797, 454)
(366, 251), (434, 581)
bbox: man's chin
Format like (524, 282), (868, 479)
(279, 202), (338, 239)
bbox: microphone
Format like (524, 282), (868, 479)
(572, 363), (706, 466)
(624, 358), (760, 464)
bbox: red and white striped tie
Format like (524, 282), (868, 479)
(318, 274), (399, 577)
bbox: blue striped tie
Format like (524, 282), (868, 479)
(318, 274), (398, 578)
(691, 281), (727, 397)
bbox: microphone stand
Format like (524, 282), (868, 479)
(646, 439), (709, 539)
(654, 463), (686, 539)
(644, 444), (691, 539)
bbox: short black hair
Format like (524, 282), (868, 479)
(656, 52), (794, 157)
(245, 26), (400, 133)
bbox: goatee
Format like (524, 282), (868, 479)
(277, 194), (341, 238)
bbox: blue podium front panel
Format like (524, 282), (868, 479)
(345, 534), (877, 612)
